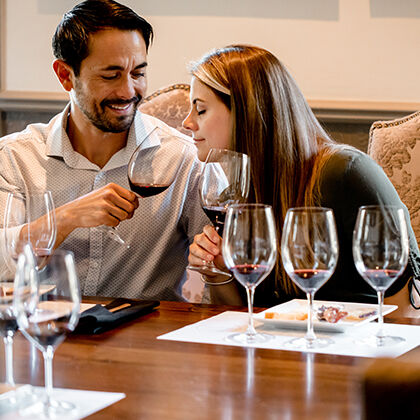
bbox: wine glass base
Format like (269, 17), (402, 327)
(226, 332), (273, 345)
(357, 335), (405, 348)
(284, 336), (333, 350)
(187, 264), (231, 278)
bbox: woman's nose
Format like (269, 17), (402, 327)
(182, 110), (196, 131)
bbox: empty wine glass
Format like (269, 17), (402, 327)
(27, 191), (57, 269)
(1, 191), (56, 392)
(1, 193), (25, 389)
(13, 249), (81, 417)
(353, 205), (409, 347)
(281, 207), (339, 349)
(222, 204), (277, 344)
(0, 282), (18, 387)
(188, 149), (251, 278)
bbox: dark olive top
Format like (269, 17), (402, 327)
(253, 148), (420, 307)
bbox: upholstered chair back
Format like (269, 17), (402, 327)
(139, 83), (204, 302)
(368, 111), (420, 247)
(139, 84), (191, 136)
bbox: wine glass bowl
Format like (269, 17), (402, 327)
(352, 205), (409, 347)
(222, 204), (277, 344)
(188, 149), (250, 277)
(13, 249), (81, 416)
(127, 127), (187, 198)
(281, 207), (339, 349)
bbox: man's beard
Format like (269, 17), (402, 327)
(74, 83), (142, 133)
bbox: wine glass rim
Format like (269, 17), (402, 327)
(205, 148), (249, 161)
(358, 205), (404, 212)
(227, 203), (272, 210)
(287, 206), (333, 213)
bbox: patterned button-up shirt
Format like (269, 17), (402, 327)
(0, 104), (208, 301)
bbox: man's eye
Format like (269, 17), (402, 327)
(102, 74), (118, 80)
(197, 110), (206, 115)
(132, 72), (145, 79)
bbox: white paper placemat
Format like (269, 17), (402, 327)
(158, 311), (420, 358)
(0, 386), (125, 419)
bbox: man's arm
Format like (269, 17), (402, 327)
(51, 183), (139, 249)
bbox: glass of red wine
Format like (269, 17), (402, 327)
(222, 204), (277, 344)
(13, 249), (81, 417)
(353, 205), (409, 347)
(101, 127), (186, 248)
(127, 127), (187, 198)
(187, 148), (250, 278)
(281, 207), (339, 349)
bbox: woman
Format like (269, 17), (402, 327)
(183, 45), (420, 315)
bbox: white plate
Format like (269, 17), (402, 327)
(254, 299), (398, 333)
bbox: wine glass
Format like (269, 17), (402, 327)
(127, 126), (186, 197)
(101, 127), (186, 247)
(13, 249), (81, 417)
(222, 204), (277, 344)
(27, 191), (57, 269)
(188, 149), (251, 278)
(1, 191), (56, 389)
(281, 207), (339, 349)
(352, 205), (409, 347)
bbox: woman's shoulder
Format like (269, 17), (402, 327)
(321, 146), (386, 187)
(323, 146), (374, 173)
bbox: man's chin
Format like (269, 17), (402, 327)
(96, 113), (136, 133)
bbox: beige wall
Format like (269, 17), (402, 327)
(1, 0), (420, 111)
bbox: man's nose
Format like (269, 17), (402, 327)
(116, 76), (136, 99)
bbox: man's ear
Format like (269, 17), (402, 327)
(53, 59), (75, 92)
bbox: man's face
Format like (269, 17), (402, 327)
(71, 29), (148, 133)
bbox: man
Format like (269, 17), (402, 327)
(0, 0), (207, 300)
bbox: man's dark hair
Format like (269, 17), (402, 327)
(52, 0), (153, 76)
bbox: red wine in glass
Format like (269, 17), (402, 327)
(202, 205), (226, 235)
(288, 269), (332, 294)
(128, 181), (170, 198)
(361, 269), (400, 291)
(230, 264), (271, 287)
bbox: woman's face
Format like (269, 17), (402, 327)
(182, 77), (232, 161)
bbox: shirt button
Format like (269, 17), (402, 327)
(92, 262), (99, 269)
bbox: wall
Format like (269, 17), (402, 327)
(1, 0), (420, 112)
(1, 0), (419, 146)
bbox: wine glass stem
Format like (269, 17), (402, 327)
(305, 292), (316, 345)
(245, 287), (257, 338)
(376, 291), (385, 340)
(3, 333), (15, 386)
(43, 345), (55, 406)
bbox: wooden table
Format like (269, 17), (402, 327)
(2, 301), (420, 419)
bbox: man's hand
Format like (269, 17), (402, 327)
(53, 183), (139, 247)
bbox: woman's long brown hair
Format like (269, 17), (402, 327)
(191, 45), (343, 297)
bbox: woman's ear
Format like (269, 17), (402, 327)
(52, 60), (74, 92)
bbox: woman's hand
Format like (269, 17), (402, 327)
(188, 225), (227, 271)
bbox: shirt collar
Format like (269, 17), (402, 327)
(45, 104), (162, 171)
